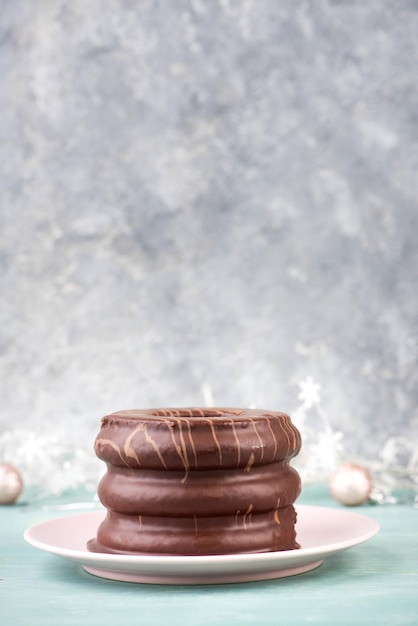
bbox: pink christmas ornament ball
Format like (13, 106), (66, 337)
(0, 463), (24, 504)
(329, 463), (373, 506)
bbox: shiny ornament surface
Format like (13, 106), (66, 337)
(329, 463), (372, 506)
(0, 463), (24, 504)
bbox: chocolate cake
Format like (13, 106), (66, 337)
(88, 408), (302, 556)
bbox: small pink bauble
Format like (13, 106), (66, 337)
(329, 463), (372, 506)
(0, 463), (24, 504)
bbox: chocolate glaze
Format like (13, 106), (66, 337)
(88, 505), (298, 556)
(89, 408), (302, 556)
(97, 462), (301, 517)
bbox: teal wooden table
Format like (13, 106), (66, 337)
(1, 485), (417, 626)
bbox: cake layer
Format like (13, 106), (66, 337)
(98, 462), (301, 517)
(94, 407), (301, 472)
(88, 505), (298, 556)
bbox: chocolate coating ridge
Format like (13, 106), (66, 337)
(97, 462), (301, 517)
(94, 407), (301, 473)
(88, 505), (298, 556)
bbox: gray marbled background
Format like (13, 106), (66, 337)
(1, 0), (417, 480)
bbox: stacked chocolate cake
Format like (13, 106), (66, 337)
(88, 408), (302, 556)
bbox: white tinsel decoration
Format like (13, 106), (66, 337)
(291, 376), (344, 483)
(291, 375), (418, 504)
(0, 429), (103, 497)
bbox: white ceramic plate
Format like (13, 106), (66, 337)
(24, 505), (379, 585)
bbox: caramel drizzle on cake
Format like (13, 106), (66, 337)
(94, 438), (131, 468)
